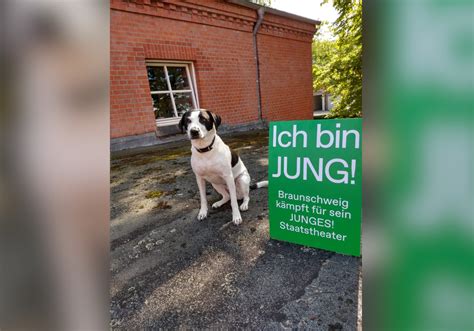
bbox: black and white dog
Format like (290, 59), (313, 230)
(179, 109), (267, 225)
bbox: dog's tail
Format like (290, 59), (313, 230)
(250, 180), (268, 190)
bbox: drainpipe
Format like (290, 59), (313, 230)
(252, 7), (265, 124)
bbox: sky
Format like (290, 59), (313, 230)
(271, 0), (338, 39)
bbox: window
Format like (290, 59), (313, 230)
(314, 94), (323, 111)
(313, 92), (333, 113)
(146, 62), (199, 125)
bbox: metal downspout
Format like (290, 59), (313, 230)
(252, 7), (265, 124)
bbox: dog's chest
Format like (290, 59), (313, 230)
(192, 158), (214, 175)
(191, 153), (228, 183)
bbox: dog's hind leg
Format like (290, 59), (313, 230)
(211, 183), (230, 209)
(237, 173), (251, 212)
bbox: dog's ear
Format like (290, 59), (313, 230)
(178, 112), (188, 133)
(207, 111), (221, 130)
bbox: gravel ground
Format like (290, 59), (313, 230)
(110, 129), (361, 330)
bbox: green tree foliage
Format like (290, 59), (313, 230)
(313, 0), (362, 118)
(312, 39), (337, 91)
(249, 0), (272, 7)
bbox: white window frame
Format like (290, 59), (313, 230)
(146, 61), (200, 127)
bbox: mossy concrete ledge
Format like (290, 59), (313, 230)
(111, 120), (267, 152)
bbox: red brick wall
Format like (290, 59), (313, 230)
(259, 34), (314, 122)
(110, 0), (316, 139)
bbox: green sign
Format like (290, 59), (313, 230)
(268, 119), (362, 256)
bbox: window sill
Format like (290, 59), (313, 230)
(156, 117), (180, 127)
(313, 110), (330, 118)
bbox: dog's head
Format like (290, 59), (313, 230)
(178, 109), (221, 140)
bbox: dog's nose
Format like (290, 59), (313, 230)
(190, 128), (199, 135)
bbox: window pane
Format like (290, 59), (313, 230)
(314, 95), (323, 111)
(152, 93), (175, 119)
(173, 93), (194, 116)
(167, 66), (190, 90)
(147, 66), (168, 91)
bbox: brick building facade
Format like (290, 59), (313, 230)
(111, 0), (318, 149)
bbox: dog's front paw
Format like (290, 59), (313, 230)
(232, 214), (242, 225)
(197, 208), (208, 221)
(239, 201), (249, 211)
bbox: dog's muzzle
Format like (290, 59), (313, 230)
(190, 128), (201, 139)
